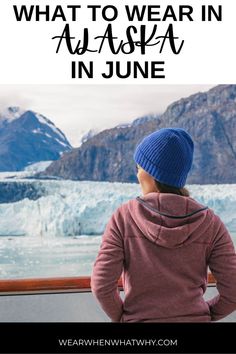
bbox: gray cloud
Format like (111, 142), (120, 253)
(0, 91), (32, 112)
(0, 85), (215, 146)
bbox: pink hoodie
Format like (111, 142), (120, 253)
(91, 192), (236, 322)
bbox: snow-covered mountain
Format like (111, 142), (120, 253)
(0, 107), (72, 171)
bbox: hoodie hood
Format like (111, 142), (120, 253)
(128, 192), (211, 249)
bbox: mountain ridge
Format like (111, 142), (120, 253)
(43, 84), (236, 184)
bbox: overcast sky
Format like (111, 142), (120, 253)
(0, 85), (215, 146)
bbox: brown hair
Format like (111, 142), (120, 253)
(154, 180), (190, 197)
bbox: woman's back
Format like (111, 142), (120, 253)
(118, 193), (226, 322)
(91, 128), (236, 322)
(91, 192), (236, 322)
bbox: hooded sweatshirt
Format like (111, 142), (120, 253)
(91, 193), (236, 322)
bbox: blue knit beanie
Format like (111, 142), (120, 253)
(133, 128), (194, 188)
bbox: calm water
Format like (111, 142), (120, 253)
(0, 232), (235, 279)
(0, 235), (101, 279)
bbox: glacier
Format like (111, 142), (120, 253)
(0, 180), (236, 238)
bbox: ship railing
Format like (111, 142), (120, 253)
(0, 273), (216, 295)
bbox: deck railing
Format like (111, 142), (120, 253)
(0, 273), (216, 295)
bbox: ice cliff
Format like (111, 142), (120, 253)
(0, 181), (236, 238)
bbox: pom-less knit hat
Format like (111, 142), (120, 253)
(133, 128), (194, 188)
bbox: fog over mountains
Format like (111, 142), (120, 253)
(43, 85), (236, 184)
(1, 85), (236, 185)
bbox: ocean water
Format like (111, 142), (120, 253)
(1, 233), (236, 279)
(0, 180), (236, 279)
(0, 235), (101, 278)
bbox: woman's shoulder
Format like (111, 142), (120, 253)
(113, 197), (137, 215)
(110, 198), (139, 225)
